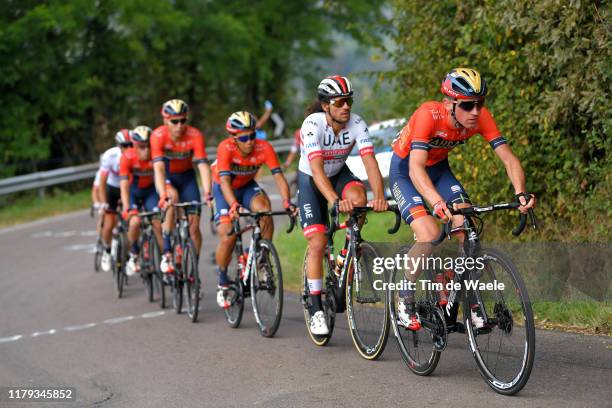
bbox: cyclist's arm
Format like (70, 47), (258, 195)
(310, 157), (339, 203)
(219, 176), (239, 207)
(409, 150), (444, 206)
(197, 162), (212, 197)
(99, 171), (109, 204)
(493, 144), (534, 211)
(273, 172), (291, 203)
(120, 179), (130, 211)
(153, 161), (167, 197)
(361, 154), (385, 200)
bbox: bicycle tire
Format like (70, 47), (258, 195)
(251, 240), (283, 338)
(463, 248), (535, 395)
(94, 237), (103, 272)
(142, 234), (155, 303)
(150, 235), (165, 309)
(184, 240), (200, 323)
(346, 241), (390, 360)
(301, 248), (336, 346)
(115, 233), (127, 299)
(224, 255), (244, 328)
(172, 241), (184, 314)
(389, 266), (442, 376)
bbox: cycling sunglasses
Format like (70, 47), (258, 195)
(329, 97), (353, 108)
(234, 132), (257, 143)
(457, 99), (485, 111)
(119, 142), (132, 148)
(136, 144), (150, 150)
(170, 118), (187, 125)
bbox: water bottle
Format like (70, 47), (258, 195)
(334, 249), (347, 277)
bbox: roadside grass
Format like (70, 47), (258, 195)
(274, 211), (611, 336)
(0, 189), (91, 228)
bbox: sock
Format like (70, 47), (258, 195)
(131, 242), (139, 255)
(162, 231), (171, 254)
(217, 266), (230, 286)
(307, 278), (323, 313)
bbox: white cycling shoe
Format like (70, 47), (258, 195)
(101, 251), (111, 272)
(216, 286), (230, 309)
(126, 254), (139, 277)
(397, 301), (421, 331)
(309, 311), (329, 336)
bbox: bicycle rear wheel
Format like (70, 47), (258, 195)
(94, 237), (103, 272)
(346, 242), (389, 360)
(251, 240), (283, 338)
(224, 255), (244, 328)
(184, 240), (200, 323)
(464, 248), (535, 395)
(301, 248), (336, 346)
(389, 266), (443, 376)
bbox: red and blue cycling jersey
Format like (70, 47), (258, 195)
(119, 148), (154, 189)
(392, 101), (506, 166)
(212, 138), (282, 189)
(150, 125), (208, 174)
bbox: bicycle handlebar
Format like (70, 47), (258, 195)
(227, 210), (297, 236)
(329, 203), (401, 235)
(432, 200), (538, 245)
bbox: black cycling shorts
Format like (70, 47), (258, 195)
(297, 165), (364, 237)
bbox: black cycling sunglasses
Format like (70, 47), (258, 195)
(170, 118), (187, 125)
(457, 99), (485, 111)
(235, 132), (257, 143)
(330, 97), (353, 108)
(119, 142), (132, 148)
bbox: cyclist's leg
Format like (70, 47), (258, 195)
(143, 186), (163, 249)
(244, 181), (273, 239)
(434, 159), (472, 240)
(102, 185), (121, 248)
(298, 171), (328, 314)
(332, 165), (367, 244)
(213, 182), (237, 287)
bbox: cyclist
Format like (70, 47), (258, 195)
(151, 99), (212, 281)
(213, 111), (296, 308)
(298, 75), (388, 336)
(389, 68), (536, 330)
(119, 126), (163, 277)
(98, 129), (133, 272)
(282, 100), (324, 170)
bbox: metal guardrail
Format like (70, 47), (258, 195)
(0, 138), (295, 197)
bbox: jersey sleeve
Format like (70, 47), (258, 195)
(478, 108), (506, 149)
(408, 106), (436, 152)
(99, 150), (112, 175)
(192, 129), (208, 165)
(300, 116), (323, 161)
(353, 116), (374, 156)
(263, 142), (282, 174)
(216, 142), (233, 179)
(119, 153), (130, 180)
(150, 128), (165, 163)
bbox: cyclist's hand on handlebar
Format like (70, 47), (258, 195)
(368, 198), (388, 212)
(98, 202), (109, 215)
(433, 200), (453, 223)
(516, 192), (536, 214)
(283, 199), (298, 216)
(338, 199), (354, 214)
(229, 202), (243, 220)
(203, 192), (213, 208)
(121, 209), (138, 221)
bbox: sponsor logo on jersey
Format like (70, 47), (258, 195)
(164, 149), (193, 159)
(428, 138), (465, 149)
(322, 132), (351, 147)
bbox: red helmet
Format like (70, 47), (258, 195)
(441, 68), (487, 100)
(317, 75), (353, 102)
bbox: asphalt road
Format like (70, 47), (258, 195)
(0, 187), (610, 407)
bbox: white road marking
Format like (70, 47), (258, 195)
(64, 244), (96, 252)
(141, 311), (165, 318)
(104, 316), (135, 325)
(65, 323), (97, 331)
(55, 231), (77, 237)
(0, 335), (23, 343)
(31, 329), (57, 337)
(79, 230), (98, 237)
(32, 231), (53, 238)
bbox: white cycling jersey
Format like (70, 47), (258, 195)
(298, 112), (374, 177)
(99, 147), (122, 188)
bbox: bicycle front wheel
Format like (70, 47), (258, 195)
(346, 242), (390, 360)
(114, 234), (127, 299)
(94, 237), (103, 272)
(251, 240), (283, 338)
(184, 240), (200, 323)
(464, 248), (535, 395)
(224, 255), (244, 328)
(172, 242), (184, 314)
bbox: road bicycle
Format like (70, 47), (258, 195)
(135, 210), (165, 308)
(301, 204), (401, 360)
(388, 200), (537, 395)
(163, 201), (206, 323)
(223, 210), (296, 337)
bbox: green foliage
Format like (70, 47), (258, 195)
(0, 0), (385, 176)
(389, 0), (611, 241)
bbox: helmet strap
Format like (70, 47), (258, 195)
(450, 100), (465, 129)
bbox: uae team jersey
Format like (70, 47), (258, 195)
(212, 138), (282, 189)
(298, 112), (374, 177)
(119, 147), (154, 189)
(392, 101), (507, 166)
(99, 147), (122, 188)
(151, 125), (208, 174)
